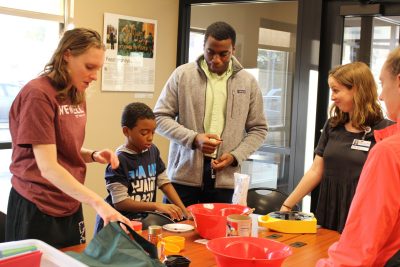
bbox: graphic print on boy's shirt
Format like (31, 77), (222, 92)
(105, 144), (167, 205)
(128, 162), (157, 202)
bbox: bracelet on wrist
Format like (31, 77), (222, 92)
(91, 150), (98, 162)
(282, 203), (292, 210)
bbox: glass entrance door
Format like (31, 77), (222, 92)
(312, 1), (400, 212)
(342, 14), (400, 111)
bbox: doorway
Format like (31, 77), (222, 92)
(313, 1), (400, 212)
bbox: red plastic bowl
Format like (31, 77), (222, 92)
(206, 236), (292, 267)
(187, 203), (250, 240)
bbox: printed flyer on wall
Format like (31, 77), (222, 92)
(102, 12), (157, 92)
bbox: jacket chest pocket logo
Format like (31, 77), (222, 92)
(231, 89), (248, 118)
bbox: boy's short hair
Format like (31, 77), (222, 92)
(204, 21), (236, 46)
(121, 102), (155, 129)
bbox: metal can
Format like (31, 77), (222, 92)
(226, 214), (252, 237)
(148, 225), (162, 245)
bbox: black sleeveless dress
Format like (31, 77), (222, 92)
(314, 118), (394, 232)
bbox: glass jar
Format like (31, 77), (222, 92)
(148, 225), (162, 245)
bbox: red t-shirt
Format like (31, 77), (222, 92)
(317, 123), (400, 266)
(9, 76), (87, 217)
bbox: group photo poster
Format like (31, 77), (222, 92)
(102, 13), (157, 92)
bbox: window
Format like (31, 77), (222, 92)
(189, 29), (205, 63)
(242, 19), (296, 190)
(0, 0), (64, 15)
(342, 17), (361, 65)
(370, 16), (400, 109)
(341, 16), (400, 115)
(0, 0), (70, 212)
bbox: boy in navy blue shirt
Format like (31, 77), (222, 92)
(95, 102), (189, 232)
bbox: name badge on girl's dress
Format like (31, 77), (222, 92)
(351, 139), (371, 151)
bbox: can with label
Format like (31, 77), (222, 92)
(226, 214), (252, 237)
(148, 225), (162, 245)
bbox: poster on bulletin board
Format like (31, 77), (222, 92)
(102, 12), (157, 92)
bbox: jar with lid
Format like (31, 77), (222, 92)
(148, 225), (162, 245)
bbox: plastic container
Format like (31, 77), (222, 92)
(162, 236), (185, 250)
(187, 203), (250, 240)
(206, 236), (292, 267)
(130, 220), (143, 234)
(0, 239), (87, 267)
(0, 250), (42, 267)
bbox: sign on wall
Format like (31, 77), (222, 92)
(102, 13), (157, 92)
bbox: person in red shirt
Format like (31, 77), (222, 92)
(6, 28), (130, 248)
(317, 48), (400, 266)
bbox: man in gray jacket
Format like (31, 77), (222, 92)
(154, 21), (268, 206)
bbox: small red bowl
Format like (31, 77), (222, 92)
(187, 203), (250, 240)
(206, 236), (292, 267)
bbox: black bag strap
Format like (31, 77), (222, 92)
(117, 221), (159, 260)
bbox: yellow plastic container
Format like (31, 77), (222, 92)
(258, 212), (317, 234)
(162, 236), (185, 250)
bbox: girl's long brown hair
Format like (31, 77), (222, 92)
(329, 62), (383, 129)
(43, 28), (105, 105)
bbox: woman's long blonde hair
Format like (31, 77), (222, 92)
(329, 61), (383, 129)
(43, 28), (105, 105)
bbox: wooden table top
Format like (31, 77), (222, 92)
(61, 220), (340, 267)
(281, 228), (340, 266)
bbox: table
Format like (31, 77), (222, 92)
(61, 221), (340, 267)
(281, 228), (340, 266)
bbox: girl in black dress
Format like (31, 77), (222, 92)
(281, 62), (393, 232)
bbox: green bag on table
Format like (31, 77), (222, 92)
(66, 222), (165, 267)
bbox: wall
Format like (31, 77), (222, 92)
(74, 0), (178, 240)
(191, 2), (298, 68)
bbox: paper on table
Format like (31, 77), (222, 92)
(194, 239), (209, 245)
(231, 172), (250, 206)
